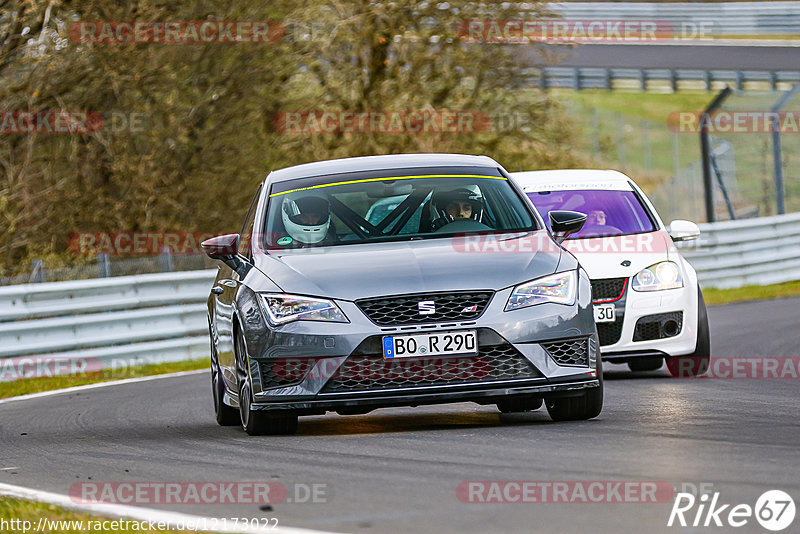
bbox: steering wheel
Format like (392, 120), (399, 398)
(433, 218), (492, 233)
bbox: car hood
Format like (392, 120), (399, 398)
(561, 231), (673, 280)
(254, 231), (563, 300)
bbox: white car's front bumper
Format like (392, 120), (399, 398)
(597, 280), (699, 361)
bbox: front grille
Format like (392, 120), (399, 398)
(597, 320), (624, 346)
(320, 344), (539, 393)
(543, 338), (590, 367)
(633, 312), (684, 341)
(591, 278), (627, 303)
(356, 291), (493, 326)
(259, 358), (315, 389)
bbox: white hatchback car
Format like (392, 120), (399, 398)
(511, 170), (710, 377)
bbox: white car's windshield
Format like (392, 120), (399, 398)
(527, 189), (656, 239)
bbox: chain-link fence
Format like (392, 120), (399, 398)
(567, 101), (703, 222)
(1, 252), (216, 286)
(568, 87), (800, 224)
(700, 89), (800, 220)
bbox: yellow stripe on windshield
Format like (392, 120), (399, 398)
(269, 174), (507, 197)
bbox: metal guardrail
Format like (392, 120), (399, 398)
(681, 212), (800, 289)
(0, 270), (216, 381)
(551, 2), (800, 36)
(2, 214), (799, 380)
(536, 67), (800, 92)
(532, 2), (800, 91)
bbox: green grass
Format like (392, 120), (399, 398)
(0, 497), (205, 533)
(556, 90), (712, 123)
(704, 280), (800, 306)
(0, 358), (209, 400)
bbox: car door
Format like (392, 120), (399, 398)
(213, 184), (262, 390)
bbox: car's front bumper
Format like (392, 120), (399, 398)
(598, 281), (698, 362)
(235, 270), (600, 413)
(242, 378), (599, 415)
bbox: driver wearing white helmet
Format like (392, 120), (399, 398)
(281, 193), (335, 245)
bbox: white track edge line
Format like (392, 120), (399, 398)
(0, 482), (337, 534)
(0, 370), (207, 405)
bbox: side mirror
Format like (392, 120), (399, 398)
(668, 220), (700, 242)
(549, 210), (586, 244)
(201, 234), (241, 269)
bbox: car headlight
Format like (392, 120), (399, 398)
(259, 294), (349, 325)
(631, 261), (683, 292)
(505, 270), (577, 311)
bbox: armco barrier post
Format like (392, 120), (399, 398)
(30, 260), (44, 283)
(160, 247), (174, 272)
(97, 253), (110, 278)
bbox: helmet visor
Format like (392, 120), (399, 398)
(284, 196), (330, 226)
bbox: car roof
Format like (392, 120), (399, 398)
(510, 169), (635, 192)
(269, 153), (501, 183)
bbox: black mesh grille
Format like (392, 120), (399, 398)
(597, 320), (624, 346)
(356, 291), (493, 326)
(259, 358), (315, 389)
(320, 344), (539, 393)
(543, 338), (590, 367)
(633, 312), (684, 342)
(591, 278), (627, 302)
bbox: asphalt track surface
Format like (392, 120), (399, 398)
(521, 43), (800, 70)
(2, 297), (799, 534)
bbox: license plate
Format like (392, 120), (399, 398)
(593, 304), (616, 323)
(382, 330), (478, 359)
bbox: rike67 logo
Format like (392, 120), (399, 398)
(668, 490), (795, 531)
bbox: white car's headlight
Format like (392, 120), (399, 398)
(259, 294), (349, 325)
(505, 271), (577, 311)
(631, 261), (683, 292)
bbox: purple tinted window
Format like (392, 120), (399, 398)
(527, 189), (655, 239)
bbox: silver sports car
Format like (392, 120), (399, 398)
(202, 154), (601, 435)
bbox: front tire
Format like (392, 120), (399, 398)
(234, 327), (298, 436)
(666, 288), (711, 378)
(546, 357), (603, 422)
(210, 326), (238, 426)
(212, 360), (239, 426)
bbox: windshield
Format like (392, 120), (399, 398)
(527, 189), (656, 239)
(263, 167), (537, 248)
